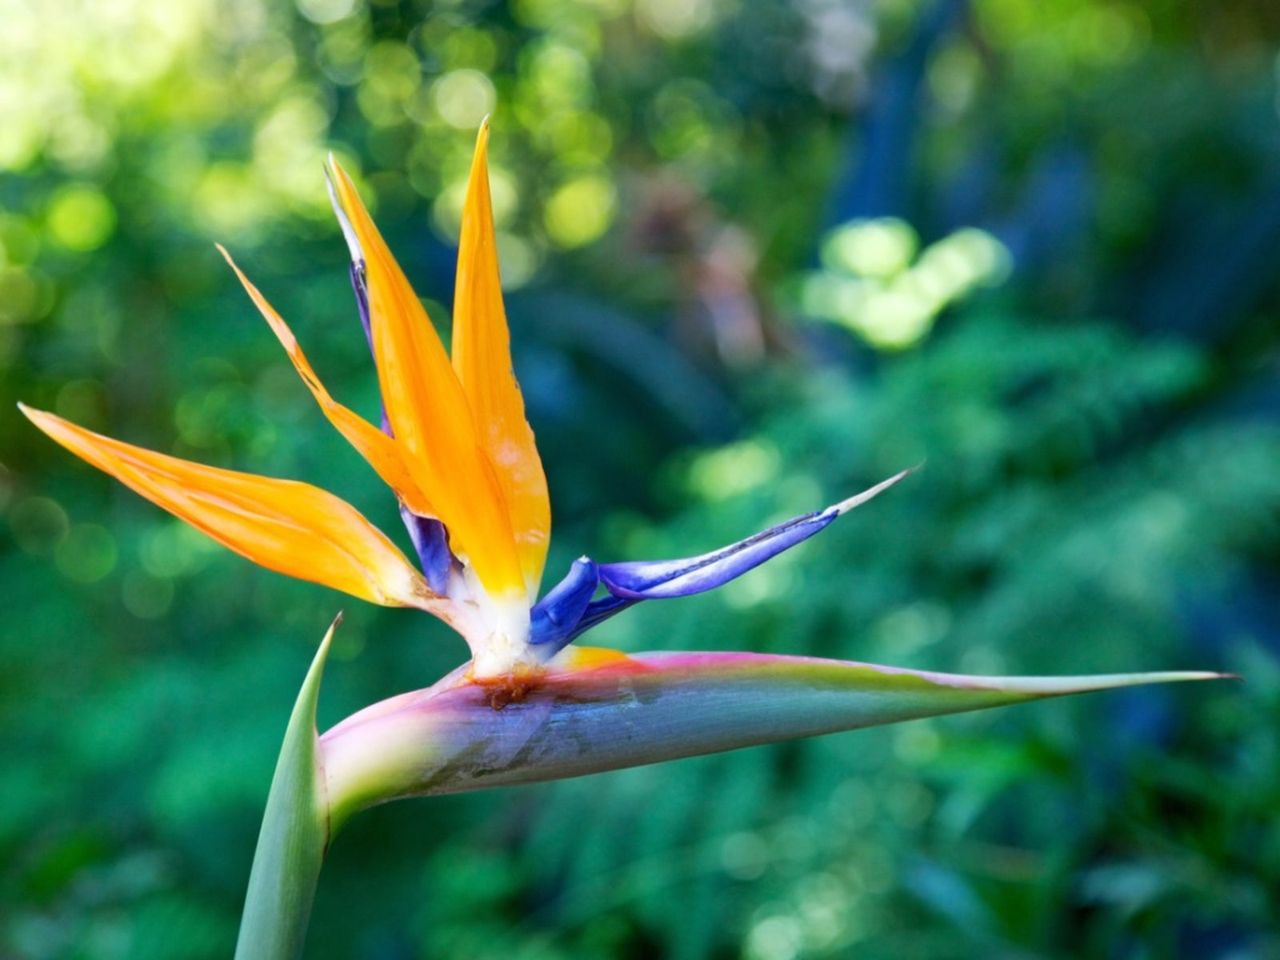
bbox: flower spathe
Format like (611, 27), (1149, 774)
(20, 120), (910, 679)
(315, 644), (1223, 828)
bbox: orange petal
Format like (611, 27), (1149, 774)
(452, 120), (551, 597)
(327, 159), (525, 598)
(20, 405), (440, 611)
(216, 245), (436, 520)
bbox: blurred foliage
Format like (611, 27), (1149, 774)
(793, 216), (1011, 348)
(2, 0), (1279, 957)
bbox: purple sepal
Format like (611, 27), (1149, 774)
(597, 469), (913, 599)
(544, 505), (837, 642)
(530, 560), (632, 653)
(596, 509), (833, 599)
(530, 557), (599, 648)
(349, 261), (373, 352)
(400, 505), (454, 595)
(531, 470), (915, 648)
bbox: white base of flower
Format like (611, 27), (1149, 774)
(470, 628), (542, 679)
(455, 567), (539, 679)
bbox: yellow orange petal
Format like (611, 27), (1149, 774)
(327, 159), (525, 598)
(551, 645), (638, 673)
(216, 245), (436, 520)
(452, 120), (551, 597)
(20, 405), (440, 612)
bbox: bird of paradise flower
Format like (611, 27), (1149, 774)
(20, 122), (1225, 958)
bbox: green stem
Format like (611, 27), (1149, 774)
(234, 619), (336, 960)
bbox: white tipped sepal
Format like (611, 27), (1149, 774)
(830, 464), (919, 516)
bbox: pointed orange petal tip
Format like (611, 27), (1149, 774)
(325, 151), (344, 183)
(325, 156), (371, 262)
(326, 155), (363, 221)
(19, 402), (64, 435)
(20, 405), (440, 612)
(216, 242), (299, 352)
(322, 162), (363, 262)
(216, 244), (439, 521)
(453, 117), (552, 597)
(17, 402), (46, 441)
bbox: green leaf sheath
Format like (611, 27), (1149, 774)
(234, 621), (336, 960)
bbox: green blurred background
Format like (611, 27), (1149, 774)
(2, 0), (1279, 956)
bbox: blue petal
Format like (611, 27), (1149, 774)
(401, 505), (454, 595)
(597, 468), (914, 600)
(349, 261), (373, 352)
(531, 468), (914, 649)
(530, 557), (599, 647)
(597, 511), (831, 599)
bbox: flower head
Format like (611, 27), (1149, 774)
(21, 121), (909, 681)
